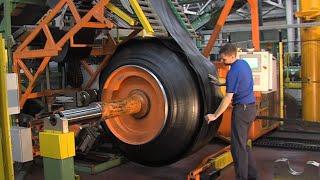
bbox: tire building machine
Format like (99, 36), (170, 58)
(0, 0), (279, 180)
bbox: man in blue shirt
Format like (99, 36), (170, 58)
(206, 43), (258, 180)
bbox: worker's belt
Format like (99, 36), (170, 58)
(233, 103), (256, 107)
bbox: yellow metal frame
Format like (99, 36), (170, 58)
(0, 35), (14, 180)
(129, 0), (154, 34)
(296, 11), (320, 20)
(0, 130), (5, 180)
(296, 1), (320, 20)
(279, 42), (284, 118)
(106, 3), (136, 26)
(188, 146), (233, 180)
(209, 151), (233, 170)
(285, 82), (301, 89)
(40, 131), (75, 159)
(188, 140), (253, 179)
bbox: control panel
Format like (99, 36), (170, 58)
(237, 51), (277, 92)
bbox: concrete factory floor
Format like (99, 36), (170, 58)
(25, 142), (320, 180)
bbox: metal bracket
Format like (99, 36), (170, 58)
(43, 114), (69, 133)
(208, 74), (226, 86)
(274, 158), (320, 180)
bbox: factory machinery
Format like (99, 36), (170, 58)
(1, 0), (319, 180)
(11, 0), (226, 169)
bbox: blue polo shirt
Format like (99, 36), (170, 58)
(226, 59), (255, 105)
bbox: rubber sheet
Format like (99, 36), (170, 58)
(149, 0), (223, 153)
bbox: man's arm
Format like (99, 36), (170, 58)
(206, 66), (238, 123)
(206, 93), (233, 123)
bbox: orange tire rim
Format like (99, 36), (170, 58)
(102, 65), (168, 145)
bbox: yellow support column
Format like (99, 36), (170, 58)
(296, 1), (320, 122)
(0, 130), (5, 180)
(0, 35), (14, 180)
(40, 127), (75, 180)
(40, 131), (75, 159)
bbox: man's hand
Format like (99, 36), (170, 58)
(205, 113), (218, 124)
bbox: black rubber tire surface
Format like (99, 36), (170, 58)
(100, 38), (219, 166)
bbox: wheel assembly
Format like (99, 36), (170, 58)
(100, 39), (222, 166)
(102, 65), (168, 145)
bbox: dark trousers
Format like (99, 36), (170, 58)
(231, 104), (258, 180)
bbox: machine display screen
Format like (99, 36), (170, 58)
(241, 57), (261, 71)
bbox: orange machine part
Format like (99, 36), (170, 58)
(102, 66), (167, 145)
(203, 0), (260, 58)
(214, 62), (278, 140)
(12, 0), (116, 108)
(102, 91), (149, 119)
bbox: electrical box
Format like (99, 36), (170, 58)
(11, 127), (33, 162)
(7, 73), (20, 114)
(237, 51), (277, 92)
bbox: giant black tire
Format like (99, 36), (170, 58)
(100, 38), (218, 166)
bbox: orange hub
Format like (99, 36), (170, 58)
(102, 65), (168, 145)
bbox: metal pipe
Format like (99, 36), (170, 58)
(4, 0), (12, 71)
(247, 0), (261, 50)
(203, 0), (235, 57)
(197, 0), (212, 15)
(258, 0), (264, 41)
(61, 64), (65, 89)
(286, 0), (295, 53)
(60, 103), (102, 122)
(45, 67), (51, 112)
(296, 0), (301, 52)
(256, 116), (320, 125)
(200, 21), (320, 34)
(54, 92), (148, 123)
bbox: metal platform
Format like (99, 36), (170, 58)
(75, 152), (127, 175)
